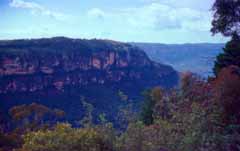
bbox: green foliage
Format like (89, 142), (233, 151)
(20, 123), (114, 151)
(118, 90), (128, 102)
(214, 34), (240, 75)
(95, 120), (118, 150)
(211, 0), (240, 76)
(0, 132), (22, 150)
(0, 103), (66, 151)
(211, 0), (240, 37)
(134, 73), (221, 150)
(117, 102), (137, 129)
(117, 121), (145, 151)
(80, 98), (94, 128)
(3, 66), (240, 151)
(140, 88), (163, 125)
(9, 103), (65, 132)
(211, 1), (240, 148)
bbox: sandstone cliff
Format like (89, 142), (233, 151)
(0, 37), (178, 123)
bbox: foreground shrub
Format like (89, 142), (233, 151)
(19, 123), (114, 151)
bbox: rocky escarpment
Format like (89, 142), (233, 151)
(0, 37), (178, 123)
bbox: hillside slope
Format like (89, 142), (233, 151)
(0, 37), (178, 123)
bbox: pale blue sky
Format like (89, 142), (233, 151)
(0, 0), (227, 43)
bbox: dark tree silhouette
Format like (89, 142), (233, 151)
(211, 0), (240, 75)
(214, 33), (240, 75)
(211, 0), (240, 37)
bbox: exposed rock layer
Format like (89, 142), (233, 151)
(0, 37), (178, 123)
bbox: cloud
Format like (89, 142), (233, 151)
(9, 0), (67, 21)
(87, 8), (105, 20)
(124, 3), (184, 30)
(87, 2), (211, 32)
(140, 0), (215, 10)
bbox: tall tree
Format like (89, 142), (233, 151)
(140, 88), (163, 125)
(211, 0), (240, 37)
(211, 0), (240, 75)
(214, 33), (240, 75)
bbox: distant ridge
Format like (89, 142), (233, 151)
(132, 42), (224, 77)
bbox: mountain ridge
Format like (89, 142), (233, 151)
(132, 42), (224, 77)
(0, 37), (179, 124)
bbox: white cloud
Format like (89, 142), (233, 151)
(10, 0), (42, 9)
(140, 0), (215, 10)
(87, 8), (105, 20)
(87, 2), (211, 32)
(9, 0), (67, 21)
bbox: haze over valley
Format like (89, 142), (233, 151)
(134, 42), (225, 77)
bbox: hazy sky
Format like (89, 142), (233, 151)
(0, 0), (227, 43)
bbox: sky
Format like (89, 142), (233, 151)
(0, 0), (228, 43)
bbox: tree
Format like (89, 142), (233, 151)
(214, 34), (240, 75)
(211, 1), (240, 150)
(213, 66), (240, 126)
(80, 99), (94, 128)
(9, 103), (65, 132)
(211, 0), (240, 75)
(211, 0), (240, 37)
(0, 132), (22, 151)
(210, 65), (240, 150)
(140, 88), (163, 125)
(117, 121), (145, 151)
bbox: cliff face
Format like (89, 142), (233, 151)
(0, 37), (177, 93)
(0, 37), (178, 123)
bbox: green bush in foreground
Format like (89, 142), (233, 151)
(19, 123), (114, 151)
